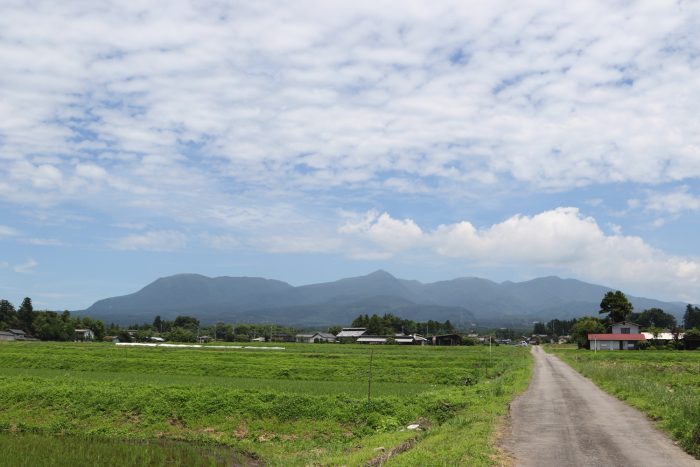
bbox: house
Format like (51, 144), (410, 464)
(197, 335), (212, 343)
(336, 327), (367, 343)
(74, 328), (95, 341)
(295, 332), (337, 343)
(7, 329), (26, 340)
(432, 334), (462, 346)
(271, 333), (295, 343)
(356, 336), (388, 344)
(295, 333), (315, 343)
(588, 321), (645, 350)
(0, 331), (16, 341)
(394, 334), (428, 345)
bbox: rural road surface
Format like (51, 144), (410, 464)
(502, 346), (699, 466)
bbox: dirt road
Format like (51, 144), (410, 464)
(502, 346), (699, 466)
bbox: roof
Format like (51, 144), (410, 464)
(356, 337), (387, 343)
(0, 331), (15, 337)
(314, 332), (336, 338)
(74, 328), (91, 333)
(295, 333), (315, 338)
(588, 333), (646, 341)
(337, 329), (366, 338)
(8, 329), (25, 335)
(642, 332), (682, 340)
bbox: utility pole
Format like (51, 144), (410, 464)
(367, 349), (374, 403)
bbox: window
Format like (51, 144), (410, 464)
(621, 328), (630, 334)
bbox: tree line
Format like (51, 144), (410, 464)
(350, 313), (456, 336)
(1, 298), (106, 341)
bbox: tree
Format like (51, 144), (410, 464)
(631, 308), (676, 330)
(599, 291), (633, 323)
(683, 304), (700, 330)
(153, 315), (163, 333)
(0, 299), (17, 327)
(173, 315), (199, 331)
(17, 297), (34, 331)
(571, 317), (606, 349)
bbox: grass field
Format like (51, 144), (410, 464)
(549, 347), (700, 458)
(0, 341), (531, 466)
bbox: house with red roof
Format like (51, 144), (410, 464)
(588, 321), (646, 350)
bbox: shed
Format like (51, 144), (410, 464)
(74, 328), (95, 341)
(432, 334), (462, 346)
(356, 336), (388, 344)
(394, 334), (428, 345)
(8, 329), (26, 340)
(336, 327), (367, 343)
(0, 331), (16, 341)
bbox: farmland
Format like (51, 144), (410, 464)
(0, 342), (530, 466)
(549, 347), (700, 458)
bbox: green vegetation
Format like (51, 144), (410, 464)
(549, 347), (700, 458)
(0, 341), (531, 465)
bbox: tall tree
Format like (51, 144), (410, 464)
(631, 308), (676, 329)
(571, 317), (606, 349)
(153, 315), (163, 333)
(0, 299), (17, 326)
(683, 304), (700, 330)
(599, 291), (633, 323)
(17, 297), (34, 331)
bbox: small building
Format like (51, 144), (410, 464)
(8, 329), (26, 340)
(197, 335), (212, 343)
(271, 333), (295, 343)
(74, 328), (95, 341)
(432, 334), (462, 346)
(589, 322), (645, 350)
(336, 327), (367, 343)
(0, 331), (16, 341)
(394, 334), (428, 345)
(251, 336), (266, 342)
(149, 336), (165, 342)
(295, 332), (337, 343)
(356, 336), (388, 344)
(641, 331), (682, 342)
(295, 333), (315, 343)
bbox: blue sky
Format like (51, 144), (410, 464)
(2, 0), (700, 310)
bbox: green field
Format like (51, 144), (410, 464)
(549, 347), (700, 458)
(0, 342), (531, 466)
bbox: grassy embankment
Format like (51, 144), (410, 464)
(0, 341), (531, 466)
(549, 347), (700, 458)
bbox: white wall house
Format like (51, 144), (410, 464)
(588, 322), (645, 350)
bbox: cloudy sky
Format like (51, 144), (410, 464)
(2, 0), (700, 310)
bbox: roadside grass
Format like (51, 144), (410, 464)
(0, 341), (531, 465)
(549, 347), (700, 458)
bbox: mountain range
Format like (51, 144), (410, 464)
(81, 270), (689, 328)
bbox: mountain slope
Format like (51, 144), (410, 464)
(81, 271), (689, 327)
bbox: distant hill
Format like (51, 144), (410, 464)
(81, 270), (689, 327)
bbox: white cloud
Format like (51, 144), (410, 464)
(25, 238), (63, 246)
(112, 230), (186, 252)
(643, 186), (700, 215)
(1, 0), (700, 220)
(0, 225), (19, 237)
(336, 208), (700, 301)
(199, 234), (240, 250)
(14, 258), (38, 273)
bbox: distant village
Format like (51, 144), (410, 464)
(2, 292), (700, 350)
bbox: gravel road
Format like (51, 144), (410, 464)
(502, 346), (699, 467)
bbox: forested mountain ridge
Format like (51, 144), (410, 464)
(82, 270), (688, 327)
